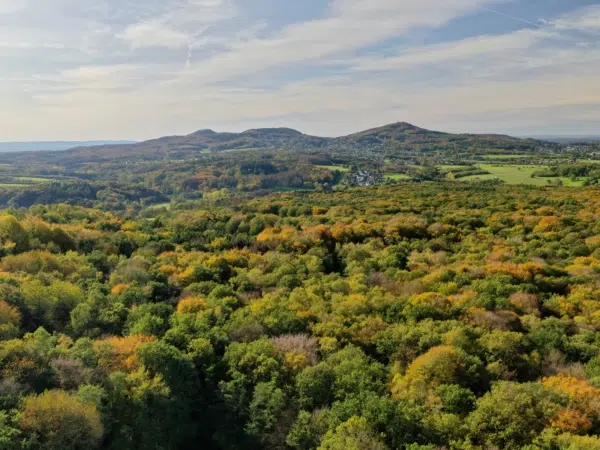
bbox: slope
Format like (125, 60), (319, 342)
(0, 122), (545, 167)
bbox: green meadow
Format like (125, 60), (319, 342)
(385, 173), (412, 181)
(460, 164), (588, 187)
(316, 165), (350, 172)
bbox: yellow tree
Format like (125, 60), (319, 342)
(19, 390), (103, 449)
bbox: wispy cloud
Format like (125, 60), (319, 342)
(120, 21), (190, 50)
(350, 28), (552, 72)
(0, 1), (599, 139)
(551, 5), (600, 34)
(118, 0), (235, 50)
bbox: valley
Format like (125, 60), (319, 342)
(0, 122), (597, 214)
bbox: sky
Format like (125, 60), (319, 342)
(1, 0), (599, 140)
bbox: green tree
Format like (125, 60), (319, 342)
(287, 410), (331, 450)
(318, 416), (389, 450)
(0, 410), (21, 450)
(465, 382), (563, 449)
(296, 364), (336, 409)
(0, 215), (29, 253)
(245, 381), (288, 444)
(391, 346), (487, 400)
(19, 390), (103, 450)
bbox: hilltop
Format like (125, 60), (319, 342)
(0, 121), (592, 211)
(42, 127), (329, 163)
(331, 122), (540, 153)
(1, 122), (544, 165)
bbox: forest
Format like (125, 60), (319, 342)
(1, 181), (600, 449)
(0, 122), (598, 214)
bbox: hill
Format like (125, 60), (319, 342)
(330, 122), (541, 153)
(47, 127), (330, 163)
(0, 122), (578, 211)
(2, 122), (544, 166)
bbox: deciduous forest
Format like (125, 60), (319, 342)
(2, 182), (600, 449)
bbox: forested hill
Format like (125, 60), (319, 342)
(337, 122), (542, 153)
(2, 122), (543, 165)
(0, 122), (571, 213)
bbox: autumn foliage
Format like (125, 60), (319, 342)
(1, 183), (600, 449)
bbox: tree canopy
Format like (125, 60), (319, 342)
(1, 182), (600, 449)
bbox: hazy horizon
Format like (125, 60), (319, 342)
(0, 140), (137, 153)
(1, 127), (600, 147)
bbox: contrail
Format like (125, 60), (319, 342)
(482, 7), (544, 28)
(186, 41), (193, 68)
(483, 6), (600, 37)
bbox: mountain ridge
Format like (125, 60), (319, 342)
(2, 122), (546, 165)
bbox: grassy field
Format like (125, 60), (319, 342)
(482, 154), (534, 160)
(460, 164), (550, 185)
(316, 165), (350, 172)
(272, 187), (315, 193)
(0, 176), (57, 187)
(459, 164), (588, 187)
(0, 183), (32, 188)
(16, 177), (53, 183)
(145, 202), (171, 211)
(438, 165), (472, 170)
(221, 147), (264, 153)
(559, 178), (588, 187)
(385, 173), (412, 181)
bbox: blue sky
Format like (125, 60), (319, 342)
(0, 0), (599, 140)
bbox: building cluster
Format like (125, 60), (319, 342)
(346, 170), (385, 187)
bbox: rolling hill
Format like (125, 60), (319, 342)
(0, 122), (546, 166)
(331, 122), (542, 153)
(0, 122), (592, 211)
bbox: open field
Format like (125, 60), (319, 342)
(316, 165), (350, 172)
(559, 177), (588, 187)
(0, 183), (33, 188)
(459, 164), (589, 187)
(313, 163), (590, 187)
(221, 147), (265, 153)
(461, 164), (546, 185)
(145, 202), (171, 211)
(385, 173), (412, 181)
(0, 176), (58, 188)
(482, 154), (534, 160)
(438, 165), (472, 170)
(272, 186), (315, 193)
(16, 176), (54, 183)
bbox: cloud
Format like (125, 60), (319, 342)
(0, 0), (23, 14)
(0, 41), (65, 50)
(551, 5), (600, 33)
(350, 28), (552, 72)
(179, 0), (505, 82)
(120, 21), (190, 49)
(118, 0), (235, 50)
(0, 1), (600, 140)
